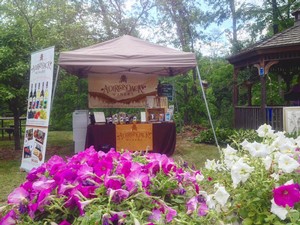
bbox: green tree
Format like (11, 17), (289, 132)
(87, 0), (155, 40)
(205, 0), (256, 53)
(50, 73), (88, 131)
(0, 0), (92, 148)
(0, 22), (31, 150)
(153, 0), (207, 124)
(199, 57), (234, 128)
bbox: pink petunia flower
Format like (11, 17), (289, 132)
(94, 158), (114, 177)
(115, 160), (132, 177)
(104, 176), (123, 190)
(165, 206), (177, 222)
(198, 202), (209, 216)
(45, 155), (66, 176)
(59, 220), (72, 225)
(32, 179), (56, 192)
(273, 183), (300, 207)
(0, 209), (17, 225)
(107, 188), (130, 203)
(125, 170), (150, 192)
(26, 166), (46, 181)
(54, 167), (78, 185)
(7, 187), (29, 205)
(28, 202), (38, 219)
(36, 188), (52, 211)
(77, 163), (94, 180)
(186, 196), (198, 214)
(148, 209), (162, 222)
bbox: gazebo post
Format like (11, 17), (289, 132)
(233, 67), (239, 128)
(254, 60), (279, 125)
(260, 74), (267, 124)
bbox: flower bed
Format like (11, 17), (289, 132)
(0, 147), (209, 224)
(202, 124), (300, 225)
(1, 124), (300, 225)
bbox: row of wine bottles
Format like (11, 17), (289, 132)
(28, 81), (49, 110)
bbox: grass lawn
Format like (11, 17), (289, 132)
(0, 130), (220, 206)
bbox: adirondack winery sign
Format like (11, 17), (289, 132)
(88, 74), (158, 108)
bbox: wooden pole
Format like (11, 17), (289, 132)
(233, 67), (239, 128)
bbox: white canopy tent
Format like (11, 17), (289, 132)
(58, 35), (197, 77)
(55, 35), (220, 151)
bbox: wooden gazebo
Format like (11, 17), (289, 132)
(227, 9), (300, 131)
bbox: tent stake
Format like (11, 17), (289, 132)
(195, 65), (221, 155)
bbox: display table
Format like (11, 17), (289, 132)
(85, 122), (176, 156)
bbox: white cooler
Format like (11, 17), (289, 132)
(72, 110), (89, 153)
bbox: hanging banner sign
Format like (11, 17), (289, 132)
(88, 74), (158, 108)
(21, 46), (55, 172)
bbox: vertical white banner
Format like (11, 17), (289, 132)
(21, 46), (55, 172)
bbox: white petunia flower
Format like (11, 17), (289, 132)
(278, 142), (296, 155)
(243, 141), (270, 157)
(294, 135), (300, 147)
(231, 158), (254, 188)
(134, 218), (141, 225)
(256, 124), (275, 138)
(270, 173), (280, 181)
(214, 185), (230, 207)
(277, 154), (300, 173)
(284, 179), (294, 185)
(240, 139), (250, 148)
(205, 159), (218, 171)
(196, 173), (204, 182)
(223, 145), (239, 169)
(223, 144), (238, 157)
(262, 156), (273, 170)
(206, 194), (216, 209)
(270, 199), (288, 220)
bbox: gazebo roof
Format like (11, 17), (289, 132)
(227, 9), (300, 67)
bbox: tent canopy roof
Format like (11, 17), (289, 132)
(58, 35), (197, 77)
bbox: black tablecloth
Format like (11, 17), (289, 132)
(85, 122), (176, 156)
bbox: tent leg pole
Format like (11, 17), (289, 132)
(172, 81), (183, 132)
(51, 65), (60, 113)
(195, 66), (221, 155)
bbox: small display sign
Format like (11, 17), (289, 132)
(160, 83), (173, 101)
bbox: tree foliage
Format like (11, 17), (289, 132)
(1, 0), (299, 139)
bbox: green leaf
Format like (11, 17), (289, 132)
(242, 218), (253, 225)
(289, 210), (300, 221)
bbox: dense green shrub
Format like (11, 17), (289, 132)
(194, 128), (235, 146)
(227, 129), (261, 149)
(194, 128), (261, 148)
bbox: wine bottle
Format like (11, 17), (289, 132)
(43, 81), (48, 109)
(36, 83), (40, 109)
(37, 83), (40, 98)
(28, 83), (33, 109)
(45, 82), (49, 97)
(32, 83), (37, 109)
(40, 82), (44, 109)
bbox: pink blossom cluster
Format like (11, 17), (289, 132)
(0, 146), (207, 224)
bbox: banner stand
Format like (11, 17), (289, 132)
(21, 46), (55, 172)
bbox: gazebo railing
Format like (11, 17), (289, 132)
(234, 106), (283, 131)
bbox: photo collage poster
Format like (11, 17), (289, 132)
(21, 126), (48, 170)
(21, 46), (54, 172)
